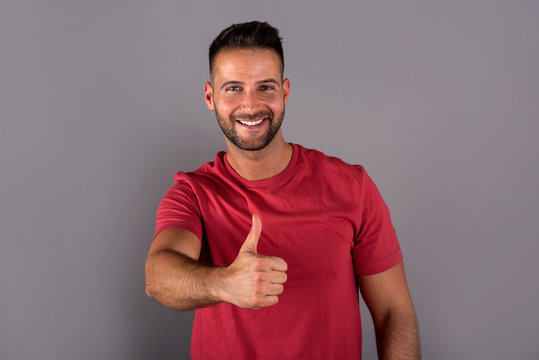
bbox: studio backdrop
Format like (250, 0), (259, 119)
(1, 0), (538, 359)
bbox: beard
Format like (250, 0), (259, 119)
(215, 106), (285, 151)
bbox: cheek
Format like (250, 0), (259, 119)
(268, 97), (286, 112)
(217, 94), (241, 109)
(214, 97), (236, 114)
(260, 93), (284, 107)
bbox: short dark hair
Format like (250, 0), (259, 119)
(209, 21), (284, 81)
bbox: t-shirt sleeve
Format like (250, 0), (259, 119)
(351, 166), (403, 276)
(153, 172), (203, 242)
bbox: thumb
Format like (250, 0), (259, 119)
(239, 214), (262, 254)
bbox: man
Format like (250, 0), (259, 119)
(145, 21), (419, 359)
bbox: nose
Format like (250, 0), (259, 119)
(240, 89), (261, 113)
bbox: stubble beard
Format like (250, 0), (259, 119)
(214, 106), (285, 151)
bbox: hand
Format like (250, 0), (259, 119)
(222, 214), (288, 309)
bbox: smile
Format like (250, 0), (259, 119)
(238, 119), (265, 126)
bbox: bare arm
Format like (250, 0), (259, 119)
(144, 228), (225, 310)
(358, 261), (420, 359)
(144, 214), (287, 311)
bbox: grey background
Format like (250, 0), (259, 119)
(1, 0), (538, 359)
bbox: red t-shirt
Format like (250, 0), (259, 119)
(154, 143), (403, 359)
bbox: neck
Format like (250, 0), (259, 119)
(225, 131), (293, 181)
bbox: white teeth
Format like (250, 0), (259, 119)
(239, 119), (264, 126)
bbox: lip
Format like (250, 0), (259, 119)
(236, 118), (267, 130)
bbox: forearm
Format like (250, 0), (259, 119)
(374, 308), (420, 360)
(145, 249), (227, 311)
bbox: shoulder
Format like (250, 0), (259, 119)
(295, 143), (367, 182)
(172, 151), (227, 185)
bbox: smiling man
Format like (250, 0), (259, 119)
(210, 47), (288, 152)
(145, 21), (420, 359)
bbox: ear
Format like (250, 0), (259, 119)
(204, 81), (215, 111)
(282, 78), (291, 106)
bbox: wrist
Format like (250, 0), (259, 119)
(204, 265), (230, 303)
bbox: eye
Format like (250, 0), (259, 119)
(259, 85), (274, 91)
(226, 86), (241, 92)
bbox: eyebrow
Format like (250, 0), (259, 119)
(219, 78), (280, 90)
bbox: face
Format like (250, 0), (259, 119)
(205, 48), (290, 151)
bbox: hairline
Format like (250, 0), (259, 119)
(209, 46), (284, 84)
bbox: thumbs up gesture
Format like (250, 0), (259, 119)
(222, 214), (288, 309)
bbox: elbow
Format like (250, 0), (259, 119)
(145, 279), (157, 299)
(144, 279), (191, 312)
(144, 266), (161, 300)
(144, 258), (160, 300)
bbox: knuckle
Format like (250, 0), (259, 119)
(251, 283), (262, 299)
(254, 283), (264, 295)
(254, 257), (267, 270)
(254, 273), (266, 283)
(250, 296), (262, 308)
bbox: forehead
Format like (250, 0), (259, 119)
(213, 48), (282, 83)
